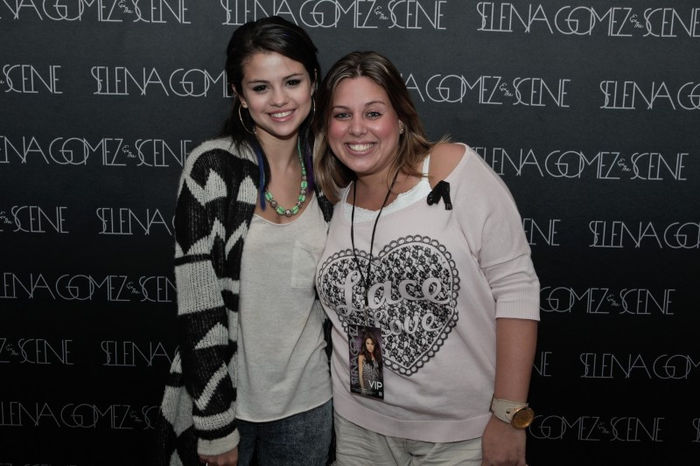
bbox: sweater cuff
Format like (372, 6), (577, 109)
(197, 429), (240, 456)
(495, 300), (540, 321)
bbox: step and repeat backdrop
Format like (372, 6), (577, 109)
(1, 1), (698, 465)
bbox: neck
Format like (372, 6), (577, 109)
(353, 169), (405, 211)
(258, 135), (300, 171)
(355, 169), (393, 198)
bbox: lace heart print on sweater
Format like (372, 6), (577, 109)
(317, 235), (460, 375)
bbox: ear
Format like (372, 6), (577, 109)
(233, 85), (248, 108)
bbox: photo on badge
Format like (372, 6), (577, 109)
(348, 325), (384, 400)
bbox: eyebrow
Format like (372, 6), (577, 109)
(332, 100), (387, 109)
(245, 72), (304, 85)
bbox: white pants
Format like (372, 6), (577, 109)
(334, 412), (482, 466)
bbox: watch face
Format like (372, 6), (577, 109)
(512, 407), (535, 429)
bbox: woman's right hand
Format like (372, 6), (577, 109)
(200, 447), (238, 466)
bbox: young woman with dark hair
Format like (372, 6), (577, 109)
(357, 332), (382, 396)
(156, 17), (333, 466)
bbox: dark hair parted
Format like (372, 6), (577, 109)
(221, 16), (321, 198)
(313, 51), (433, 202)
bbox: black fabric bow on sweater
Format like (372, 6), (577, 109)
(427, 180), (452, 210)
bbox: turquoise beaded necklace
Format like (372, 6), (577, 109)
(264, 138), (308, 217)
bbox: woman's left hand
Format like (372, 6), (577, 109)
(481, 415), (527, 466)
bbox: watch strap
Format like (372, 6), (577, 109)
(490, 397), (529, 424)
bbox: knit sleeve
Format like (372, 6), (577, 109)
(454, 146), (540, 321)
(172, 145), (256, 455)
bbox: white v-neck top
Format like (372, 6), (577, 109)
(236, 195), (332, 421)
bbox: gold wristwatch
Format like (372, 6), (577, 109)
(490, 397), (535, 429)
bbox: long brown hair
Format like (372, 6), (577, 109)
(313, 51), (434, 202)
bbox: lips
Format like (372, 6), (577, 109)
(269, 110), (294, 120)
(346, 143), (375, 153)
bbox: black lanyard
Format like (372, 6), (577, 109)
(350, 171), (399, 324)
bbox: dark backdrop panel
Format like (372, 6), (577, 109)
(1, 1), (698, 464)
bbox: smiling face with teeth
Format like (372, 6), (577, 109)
(238, 51), (314, 147)
(328, 76), (402, 184)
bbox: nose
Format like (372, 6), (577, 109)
(271, 86), (288, 107)
(349, 117), (366, 136)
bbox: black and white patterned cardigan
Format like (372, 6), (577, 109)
(154, 137), (333, 465)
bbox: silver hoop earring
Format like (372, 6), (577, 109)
(238, 105), (255, 135)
